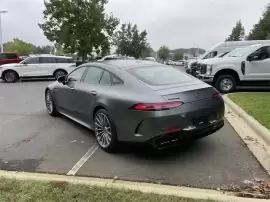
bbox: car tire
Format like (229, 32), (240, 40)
(215, 74), (236, 93)
(45, 90), (58, 117)
(94, 109), (118, 153)
(3, 70), (19, 83)
(54, 70), (67, 80)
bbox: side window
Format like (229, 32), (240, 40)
(100, 71), (111, 85)
(111, 74), (123, 85)
(0, 54), (5, 59)
(40, 57), (54, 63)
(67, 66), (87, 82)
(6, 53), (17, 59)
(26, 57), (40, 64)
(56, 58), (73, 63)
(84, 67), (103, 84)
(251, 46), (270, 61)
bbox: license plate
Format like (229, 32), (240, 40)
(193, 116), (209, 126)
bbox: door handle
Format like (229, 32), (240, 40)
(90, 91), (97, 96)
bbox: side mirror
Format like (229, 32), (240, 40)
(247, 55), (258, 62)
(57, 75), (66, 84)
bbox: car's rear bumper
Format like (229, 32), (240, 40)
(148, 119), (224, 149)
(115, 97), (225, 144)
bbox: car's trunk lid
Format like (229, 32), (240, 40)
(147, 81), (216, 103)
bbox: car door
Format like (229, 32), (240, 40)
(54, 66), (87, 117)
(17, 57), (39, 77)
(36, 57), (54, 76)
(72, 66), (111, 123)
(245, 46), (270, 81)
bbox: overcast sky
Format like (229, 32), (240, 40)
(1, 0), (269, 50)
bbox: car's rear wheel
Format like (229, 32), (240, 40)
(45, 90), (58, 116)
(215, 74), (236, 93)
(54, 70), (67, 79)
(94, 109), (118, 153)
(3, 70), (19, 83)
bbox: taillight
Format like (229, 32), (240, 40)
(131, 102), (183, 111)
(212, 92), (222, 99)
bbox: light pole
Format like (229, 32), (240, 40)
(0, 11), (7, 52)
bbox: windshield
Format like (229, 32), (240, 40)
(226, 45), (261, 57)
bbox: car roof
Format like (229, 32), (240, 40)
(29, 54), (72, 59)
(95, 60), (159, 69)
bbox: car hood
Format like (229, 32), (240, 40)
(200, 57), (240, 65)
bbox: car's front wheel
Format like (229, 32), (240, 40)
(45, 90), (58, 116)
(215, 74), (236, 93)
(3, 70), (19, 83)
(94, 109), (118, 153)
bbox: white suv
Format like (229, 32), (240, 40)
(0, 55), (75, 83)
(196, 44), (270, 93)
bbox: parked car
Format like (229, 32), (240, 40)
(98, 54), (135, 61)
(0, 55), (75, 83)
(196, 44), (270, 93)
(186, 40), (270, 76)
(145, 57), (156, 62)
(0, 52), (23, 65)
(45, 60), (225, 153)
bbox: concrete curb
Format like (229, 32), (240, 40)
(0, 170), (267, 202)
(223, 95), (270, 146)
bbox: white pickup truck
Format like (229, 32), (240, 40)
(196, 44), (270, 93)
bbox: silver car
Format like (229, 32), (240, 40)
(45, 60), (224, 153)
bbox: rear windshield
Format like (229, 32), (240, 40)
(126, 66), (193, 86)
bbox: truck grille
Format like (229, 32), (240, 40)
(197, 64), (207, 74)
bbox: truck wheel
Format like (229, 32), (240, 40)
(215, 74), (236, 93)
(3, 70), (19, 83)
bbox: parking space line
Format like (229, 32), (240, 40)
(67, 143), (99, 176)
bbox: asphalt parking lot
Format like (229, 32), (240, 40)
(0, 80), (269, 189)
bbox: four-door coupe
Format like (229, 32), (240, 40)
(45, 60), (225, 153)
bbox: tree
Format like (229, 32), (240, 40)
(5, 38), (33, 56)
(247, 4), (270, 40)
(225, 20), (245, 41)
(32, 45), (54, 54)
(173, 51), (184, 61)
(39, 0), (119, 61)
(157, 46), (170, 61)
(113, 23), (149, 59)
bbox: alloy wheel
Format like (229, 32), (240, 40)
(4, 72), (16, 83)
(220, 78), (233, 92)
(95, 113), (112, 148)
(45, 91), (53, 114)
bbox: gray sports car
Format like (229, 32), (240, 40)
(45, 60), (224, 153)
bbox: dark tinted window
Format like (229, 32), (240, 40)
(25, 57), (40, 64)
(84, 67), (103, 84)
(111, 74), (123, 85)
(100, 71), (111, 85)
(40, 57), (54, 63)
(67, 67), (87, 82)
(0, 53), (17, 59)
(56, 58), (73, 63)
(127, 66), (192, 86)
(6, 53), (18, 59)
(251, 46), (270, 60)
